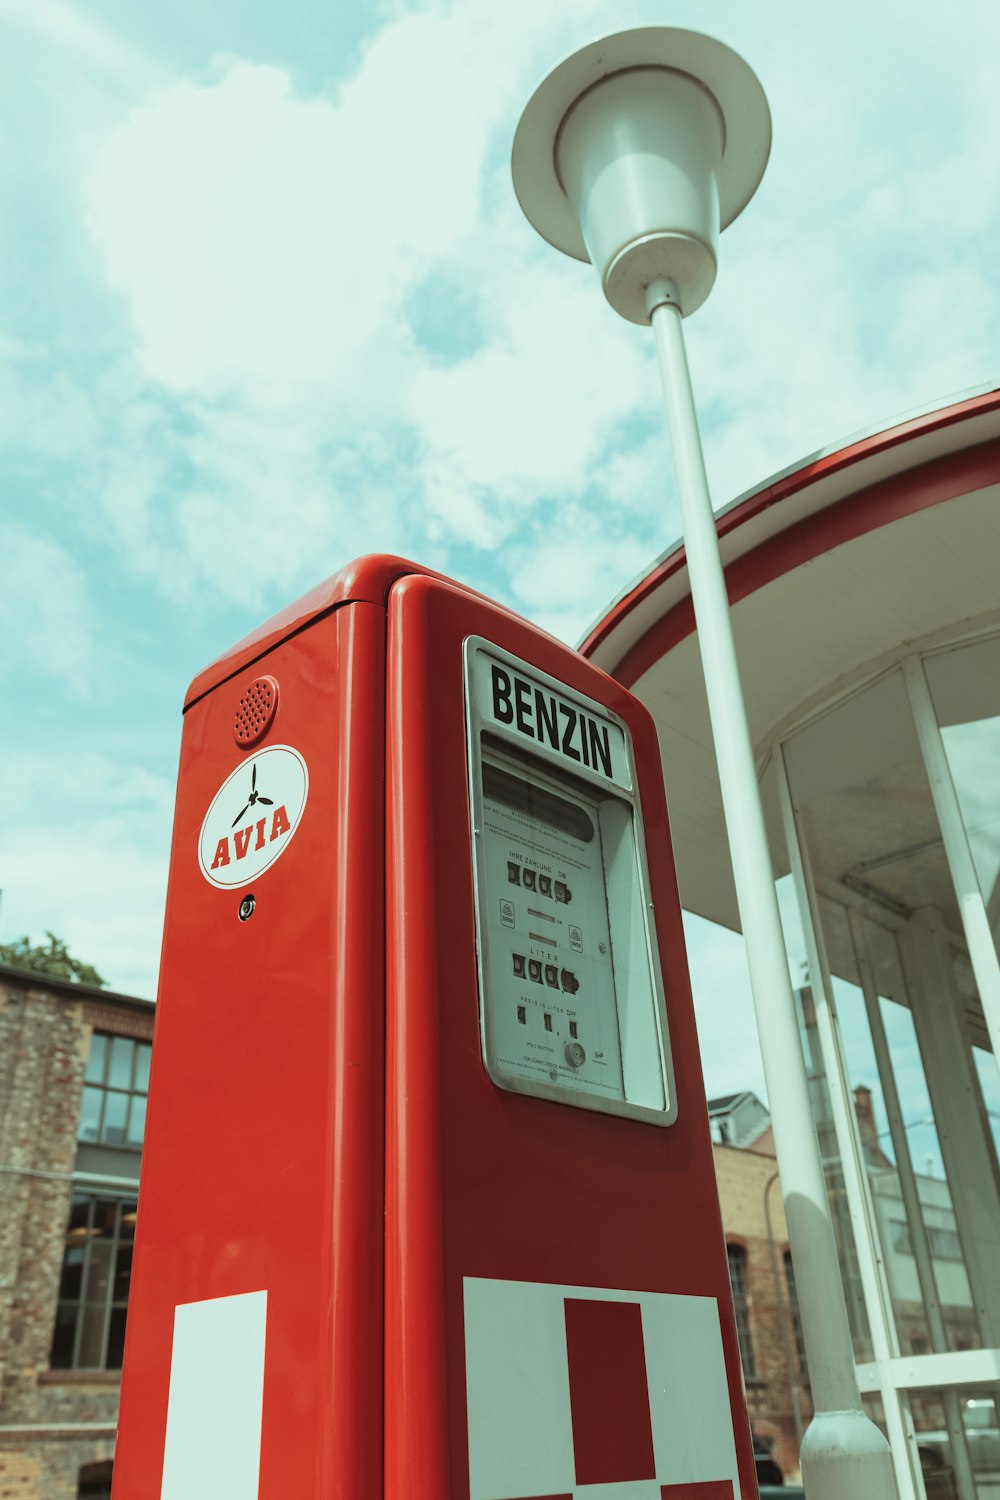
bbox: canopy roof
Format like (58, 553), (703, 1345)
(581, 385), (1000, 930)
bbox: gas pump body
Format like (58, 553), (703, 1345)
(113, 557), (758, 1500)
(113, 560), (393, 1500)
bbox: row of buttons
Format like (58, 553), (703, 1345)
(512, 954), (580, 994)
(507, 862), (572, 904)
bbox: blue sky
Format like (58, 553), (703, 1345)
(3, 0), (1000, 1102)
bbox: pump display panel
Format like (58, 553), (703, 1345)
(465, 639), (677, 1125)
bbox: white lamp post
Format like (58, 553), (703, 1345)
(513, 29), (898, 1500)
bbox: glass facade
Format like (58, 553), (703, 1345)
(766, 638), (1000, 1500)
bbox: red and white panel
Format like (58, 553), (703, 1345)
(464, 1278), (740, 1500)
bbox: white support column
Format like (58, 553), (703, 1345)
(647, 281), (897, 1500)
(902, 655), (1000, 1069)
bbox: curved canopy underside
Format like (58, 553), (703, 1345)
(583, 389), (1000, 931)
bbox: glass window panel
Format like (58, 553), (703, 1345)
(791, 900), (875, 1361)
(119, 1203), (138, 1242)
(82, 1239), (113, 1305)
(972, 1046), (1000, 1179)
(76, 1301), (107, 1368)
(113, 1244), (133, 1303)
(50, 1304), (77, 1369)
(126, 1093), (147, 1147)
(924, 636), (1000, 930)
(912, 1389), (1000, 1496)
(68, 1196), (90, 1233)
(861, 1391), (887, 1436)
(775, 872), (810, 990)
(78, 1086), (102, 1143)
(867, 924), (982, 1353)
(865, 920), (981, 1354)
(134, 1043), (151, 1094)
(58, 1247), (84, 1302)
(84, 1034), (107, 1085)
(107, 1036), (134, 1090)
(101, 1092), (127, 1146)
(94, 1200), (119, 1236)
(964, 1396), (997, 1433)
(912, 1391), (953, 1479)
(106, 1308), (128, 1370)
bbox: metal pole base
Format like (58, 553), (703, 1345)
(799, 1410), (899, 1500)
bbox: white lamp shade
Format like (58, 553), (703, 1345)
(512, 28), (771, 324)
(556, 68), (723, 322)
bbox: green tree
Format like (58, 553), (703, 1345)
(0, 932), (106, 989)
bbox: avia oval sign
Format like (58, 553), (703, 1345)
(198, 745), (308, 889)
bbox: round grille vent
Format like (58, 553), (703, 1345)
(234, 676), (279, 748)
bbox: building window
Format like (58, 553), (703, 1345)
(783, 1249), (807, 1374)
(50, 1195), (136, 1370)
(727, 1243), (756, 1377)
(891, 1219), (963, 1261)
(79, 1034), (150, 1148)
(928, 1226), (963, 1262)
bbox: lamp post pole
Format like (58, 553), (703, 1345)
(645, 276), (896, 1496)
(512, 29), (899, 1500)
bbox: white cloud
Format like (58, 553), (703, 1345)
(0, 749), (174, 998)
(83, 10), (514, 401)
(76, 31), (666, 616)
(0, 0), (159, 90)
(505, 504), (660, 643)
(0, 525), (101, 698)
(71, 0), (1000, 646)
(0, 818), (168, 999)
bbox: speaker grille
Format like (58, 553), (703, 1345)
(234, 676), (279, 748)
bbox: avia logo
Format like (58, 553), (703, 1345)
(230, 761), (273, 827)
(198, 745), (308, 890)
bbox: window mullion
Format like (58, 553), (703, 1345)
(98, 1204), (121, 1369)
(902, 654), (1000, 1071)
(71, 1202), (94, 1370)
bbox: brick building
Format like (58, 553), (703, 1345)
(0, 962), (153, 1499)
(708, 1093), (811, 1484)
(1, 958), (811, 1495)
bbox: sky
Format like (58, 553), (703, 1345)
(2, 0), (1000, 1104)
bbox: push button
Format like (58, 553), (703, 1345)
(564, 1041), (586, 1069)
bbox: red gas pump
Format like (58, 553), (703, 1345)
(113, 556), (758, 1500)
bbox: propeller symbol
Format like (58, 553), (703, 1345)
(231, 762), (274, 827)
